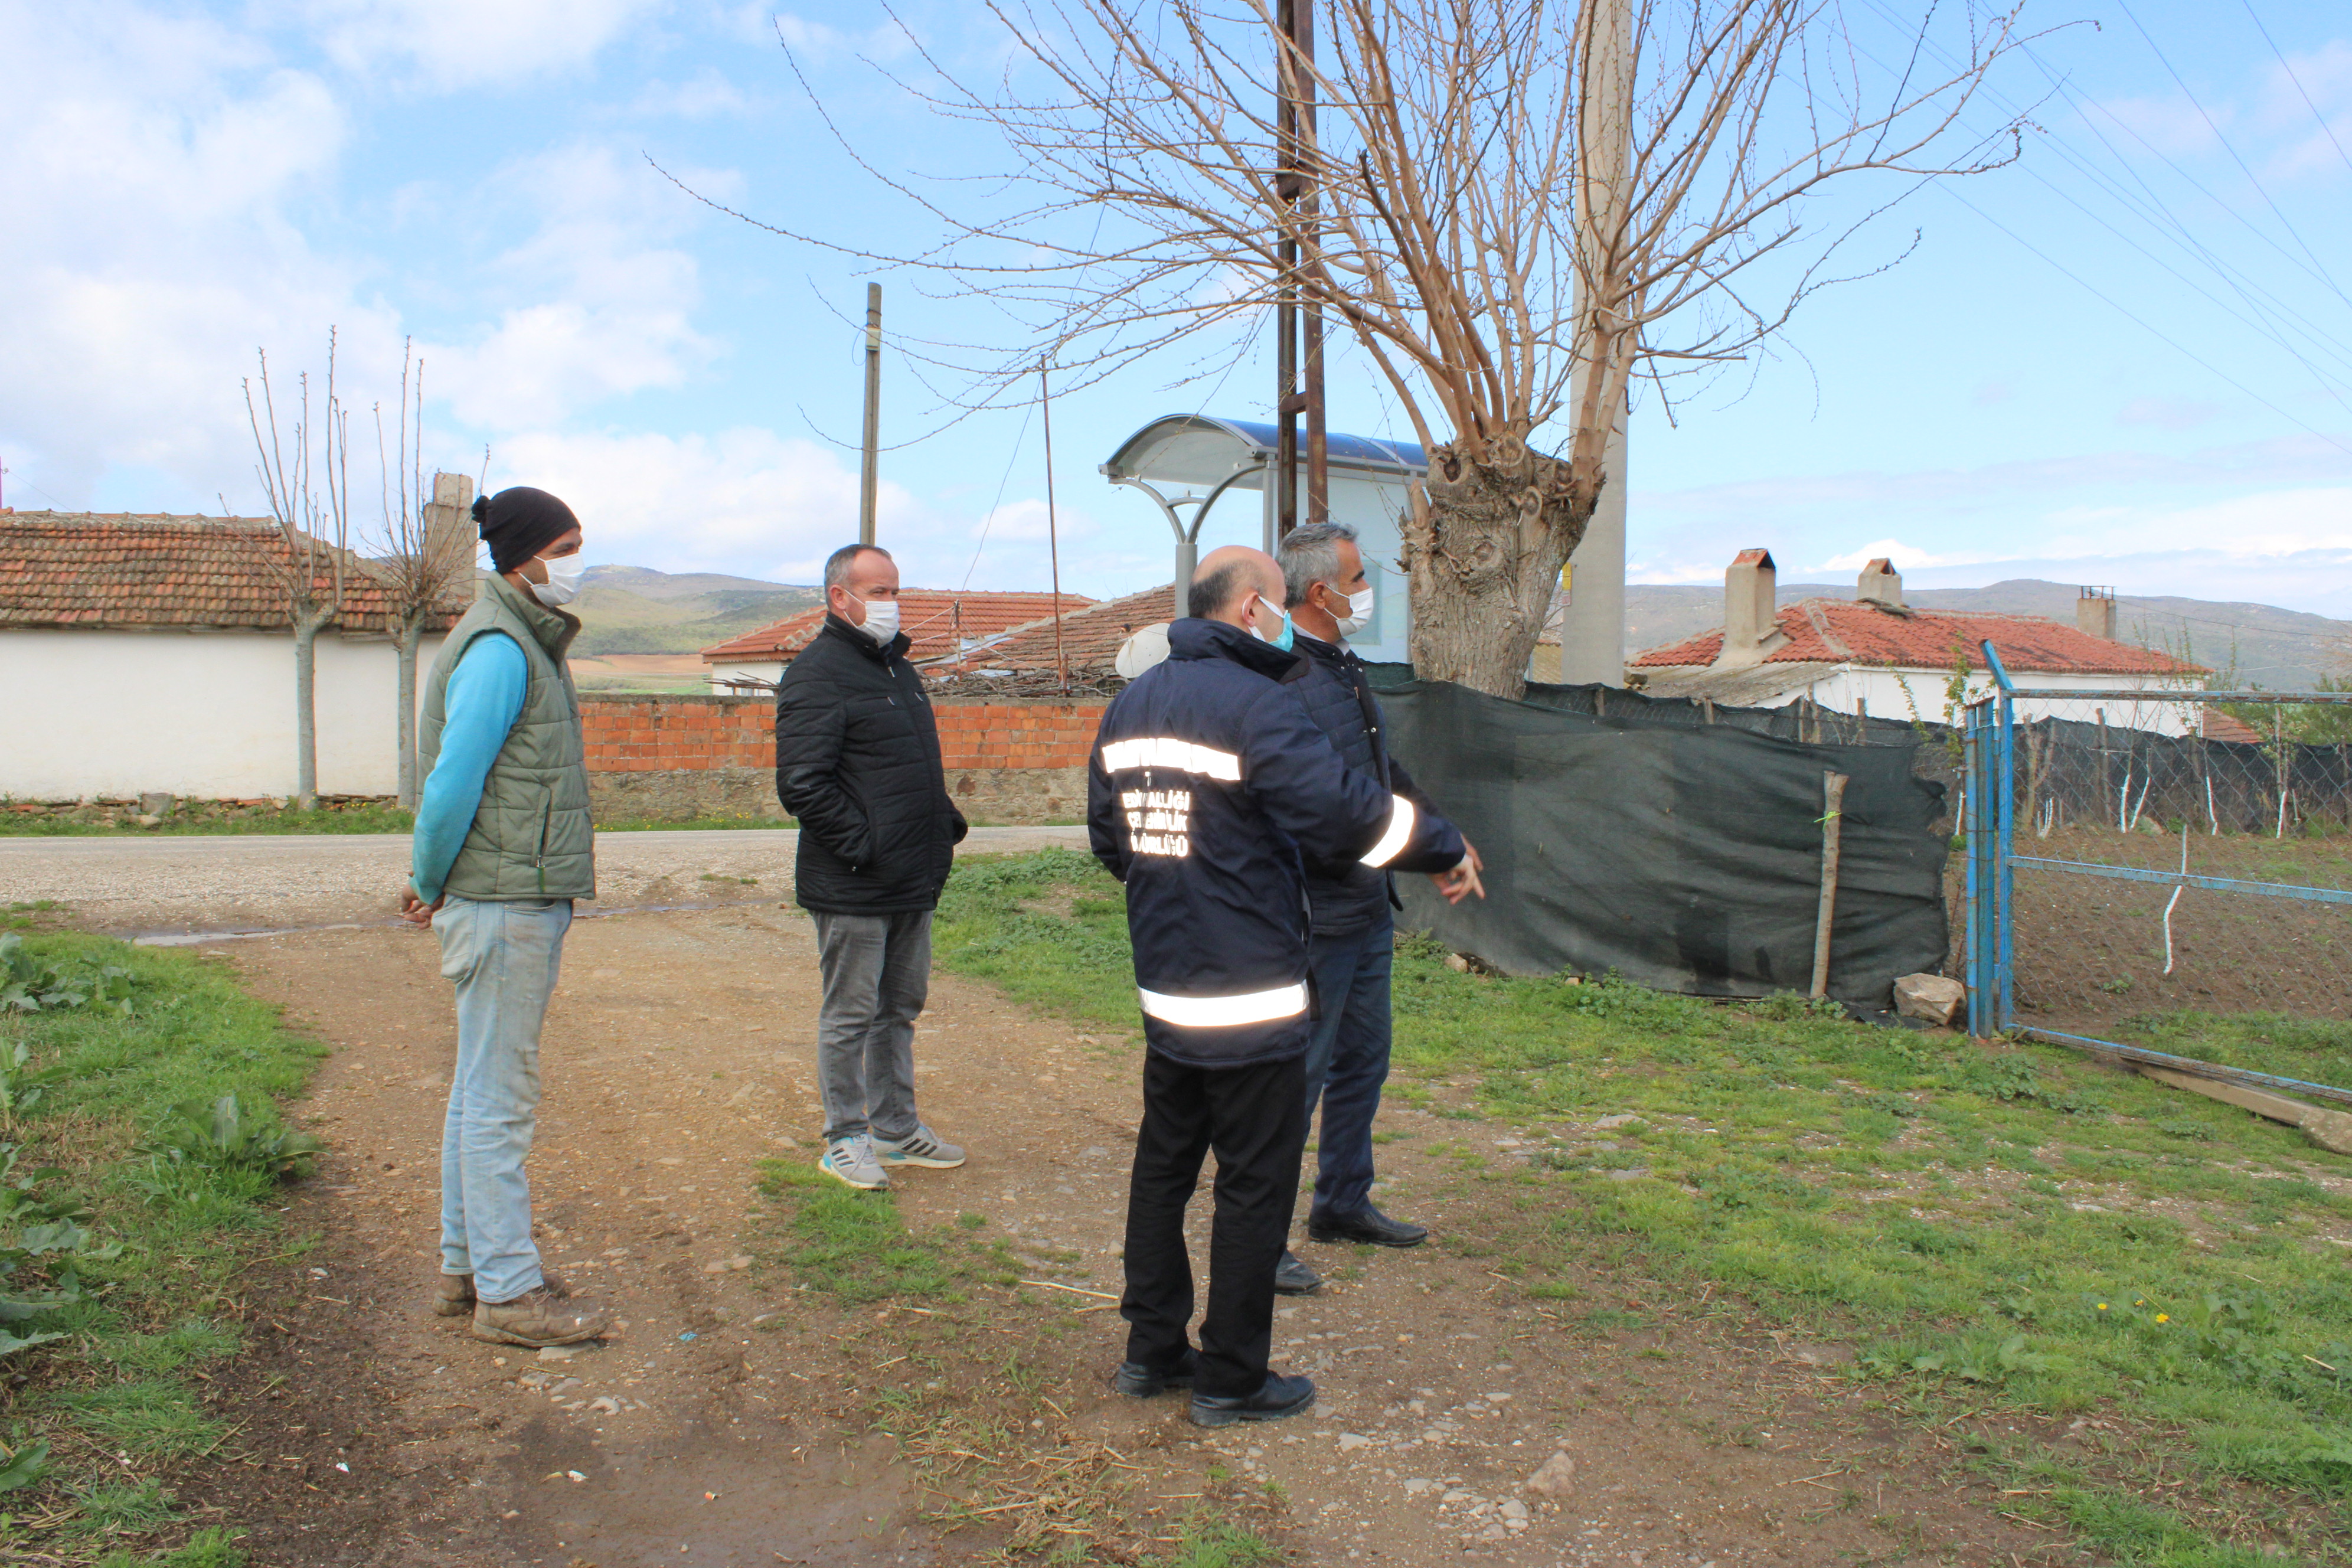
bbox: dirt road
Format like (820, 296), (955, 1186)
(0, 827), (1084, 936)
(201, 904), (2055, 1568)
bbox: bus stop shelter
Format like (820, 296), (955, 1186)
(1099, 413), (1427, 664)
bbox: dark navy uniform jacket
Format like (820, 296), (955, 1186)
(1289, 631), (1442, 936)
(1086, 618), (1466, 1069)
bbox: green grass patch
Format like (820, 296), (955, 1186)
(1148, 1519), (1282, 1568)
(754, 1161), (1015, 1304)
(0, 934), (328, 1562)
(0, 802), (414, 837)
(933, 850), (1142, 1035)
(0, 804), (798, 838)
(933, 851), (2352, 1562)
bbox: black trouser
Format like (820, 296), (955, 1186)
(1120, 1051), (1308, 1398)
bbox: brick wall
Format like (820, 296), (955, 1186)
(932, 702), (1105, 770)
(579, 694), (1108, 772)
(580, 694), (771, 773)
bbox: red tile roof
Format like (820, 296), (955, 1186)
(1630, 598), (2207, 678)
(700, 589), (1093, 666)
(0, 511), (468, 633)
(943, 583), (1180, 675)
(2202, 710), (2263, 743)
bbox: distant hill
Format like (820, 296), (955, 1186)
(1626, 578), (2350, 690)
(574, 565), (822, 656)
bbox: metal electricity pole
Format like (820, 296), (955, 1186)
(860, 282), (882, 546)
(1558, 0), (1632, 687)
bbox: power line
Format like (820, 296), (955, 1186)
(1935, 183), (2352, 460)
(2237, 0), (2352, 184)
(2113, 1), (2352, 312)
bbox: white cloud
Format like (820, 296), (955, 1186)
(293, 0), (667, 90)
(1815, 539), (1987, 573)
(974, 496), (1097, 544)
(494, 427), (870, 576)
(2118, 396), (2219, 432)
(422, 145), (728, 429)
(629, 67), (753, 119)
(0, 1), (399, 503)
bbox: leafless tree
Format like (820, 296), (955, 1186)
(243, 333), (353, 809)
(708, 0), (2031, 696)
(364, 343), (472, 810)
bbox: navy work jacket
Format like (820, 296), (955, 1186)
(1086, 618), (1466, 1069)
(1289, 632), (1443, 936)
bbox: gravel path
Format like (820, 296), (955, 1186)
(0, 827), (1088, 937)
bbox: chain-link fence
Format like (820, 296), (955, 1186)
(1961, 642), (2352, 1099)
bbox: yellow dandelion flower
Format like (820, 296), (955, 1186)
(2096, 1302), (2109, 1311)
(2155, 1313), (2170, 1323)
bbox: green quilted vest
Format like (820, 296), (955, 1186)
(418, 574), (596, 900)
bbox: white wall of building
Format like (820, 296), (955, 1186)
(706, 659), (784, 691)
(1742, 665), (2200, 734)
(2, 628), (446, 800)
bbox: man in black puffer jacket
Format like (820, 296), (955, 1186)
(776, 543), (969, 1192)
(1270, 522), (1484, 1298)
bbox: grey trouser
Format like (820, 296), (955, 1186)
(813, 910), (931, 1144)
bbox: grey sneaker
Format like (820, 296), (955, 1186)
(819, 1134), (891, 1190)
(471, 1285), (611, 1348)
(874, 1123), (966, 1170)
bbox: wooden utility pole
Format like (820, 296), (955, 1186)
(1270, 1), (1325, 545)
(1557, 0), (1631, 686)
(1040, 361), (1068, 691)
(860, 282), (882, 546)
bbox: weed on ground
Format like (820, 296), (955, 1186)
(933, 849), (2352, 1565)
(0, 933), (328, 1564)
(751, 1154), (1282, 1562)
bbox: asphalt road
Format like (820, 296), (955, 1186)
(0, 827), (1089, 937)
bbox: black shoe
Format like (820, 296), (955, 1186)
(1274, 1250), (1324, 1295)
(1307, 1204), (1428, 1248)
(1112, 1347), (1200, 1398)
(1189, 1373), (1316, 1428)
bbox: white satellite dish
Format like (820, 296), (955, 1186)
(1114, 623), (1171, 678)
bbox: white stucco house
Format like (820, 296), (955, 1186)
(1, 511), (466, 802)
(1626, 551), (2208, 731)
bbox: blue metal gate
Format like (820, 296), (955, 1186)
(1961, 639), (2352, 1107)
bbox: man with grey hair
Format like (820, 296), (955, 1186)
(1270, 521), (1484, 1295)
(776, 542), (970, 1191)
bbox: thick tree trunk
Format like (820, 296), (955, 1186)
(1401, 438), (1593, 700)
(394, 618), (421, 811)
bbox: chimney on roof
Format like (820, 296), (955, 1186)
(1711, 548), (1782, 670)
(2077, 585), (2116, 642)
(1856, 557), (1903, 609)
(426, 472), (476, 583)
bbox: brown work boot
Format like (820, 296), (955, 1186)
(433, 1268), (569, 1318)
(470, 1284), (609, 1347)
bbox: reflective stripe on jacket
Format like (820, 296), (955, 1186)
(1087, 618), (1465, 1069)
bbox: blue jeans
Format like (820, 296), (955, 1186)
(433, 895), (570, 1303)
(1301, 915), (1393, 1219)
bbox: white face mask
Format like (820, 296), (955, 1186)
(849, 593), (900, 645)
(1331, 583), (1376, 637)
(530, 551), (586, 607)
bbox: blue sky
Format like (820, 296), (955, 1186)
(5, 1), (2351, 618)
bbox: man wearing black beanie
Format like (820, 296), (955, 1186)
(399, 485), (609, 1348)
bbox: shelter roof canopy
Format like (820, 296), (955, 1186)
(1100, 414), (1429, 489)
